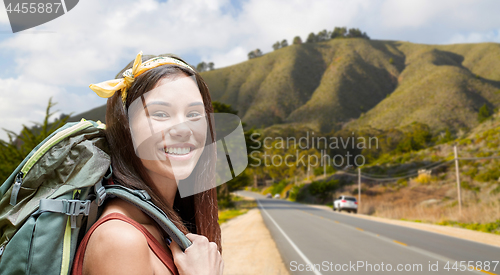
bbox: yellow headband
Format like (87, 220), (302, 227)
(89, 51), (195, 105)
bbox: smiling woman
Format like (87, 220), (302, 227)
(71, 52), (223, 275)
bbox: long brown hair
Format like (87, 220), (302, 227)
(104, 54), (221, 251)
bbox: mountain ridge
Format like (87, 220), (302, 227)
(69, 39), (500, 135)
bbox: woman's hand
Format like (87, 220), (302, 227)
(170, 233), (224, 275)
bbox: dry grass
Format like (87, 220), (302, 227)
(336, 179), (500, 225)
(218, 197), (257, 224)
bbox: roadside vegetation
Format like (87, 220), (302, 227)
(250, 112), (500, 235)
(218, 195), (257, 225)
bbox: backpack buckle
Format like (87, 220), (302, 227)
(63, 200), (91, 217)
(96, 186), (106, 206)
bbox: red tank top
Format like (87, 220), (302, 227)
(72, 212), (179, 275)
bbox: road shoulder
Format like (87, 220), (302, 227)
(221, 208), (289, 275)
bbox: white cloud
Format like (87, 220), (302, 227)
(204, 46), (248, 68)
(0, 76), (102, 140)
(1, 0), (500, 141)
(0, 3), (9, 25)
(447, 30), (500, 44)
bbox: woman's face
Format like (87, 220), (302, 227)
(128, 74), (207, 183)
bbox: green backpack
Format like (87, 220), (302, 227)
(0, 119), (191, 275)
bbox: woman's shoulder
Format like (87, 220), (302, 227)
(82, 202), (154, 274)
(87, 215), (151, 254)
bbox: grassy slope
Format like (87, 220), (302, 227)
(69, 40), (500, 134)
(348, 42), (500, 132)
(201, 43), (327, 129)
(202, 38), (401, 132)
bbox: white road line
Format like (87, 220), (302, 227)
(257, 199), (323, 275)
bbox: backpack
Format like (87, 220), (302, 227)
(0, 119), (191, 274)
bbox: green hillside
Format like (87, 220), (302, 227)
(70, 39), (500, 133)
(201, 38), (402, 132)
(348, 42), (500, 132)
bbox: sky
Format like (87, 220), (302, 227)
(0, 0), (500, 140)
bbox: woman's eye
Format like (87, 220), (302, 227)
(152, 112), (169, 118)
(187, 112), (202, 118)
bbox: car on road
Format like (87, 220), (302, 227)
(333, 195), (358, 213)
(274, 194), (280, 199)
(266, 193), (272, 198)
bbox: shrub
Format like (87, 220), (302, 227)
(267, 180), (288, 195)
(289, 184), (305, 201)
(474, 168), (500, 182)
(415, 173), (431, 184)
(218, 198), (235, 209)
(308, 179), (339, 200)
(313, 165), (335, 176)
(397, 178), (408, 186)
(460, 181), (480, 193)
(478, 104), (492, 123)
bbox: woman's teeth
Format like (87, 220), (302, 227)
(164, 147), (191, 155)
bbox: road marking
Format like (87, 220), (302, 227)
(393, 240), (408, 246)
(257, 200), (323, 275)
(298, 208), (485, 275)
(355, 227), (364, 231)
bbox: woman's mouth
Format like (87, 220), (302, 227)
(164, 146), (192, 155)
(158, 143), (197, 160)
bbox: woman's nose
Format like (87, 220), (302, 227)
(168, 121), (193, 138)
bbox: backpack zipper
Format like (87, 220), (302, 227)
(9, 120), (93, 206)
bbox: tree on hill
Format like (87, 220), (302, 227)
(272, 41), (281, 51)
(212, 101), (238, 114)
(196, 62), (207, 72)
(331, 27), (347, 39)
(478, 104), (493, 123)
(306, 32), (317, 43)
(395, 123), (432, 153)
(346, 28), (370, 39)
(197, 61), (215, 72)
(281, 39), (288, 48)
(346, 28), (361, 38)
(248, 49), (263, 59)
(317, 29), (330, 42)
(293, 36), (302, 45)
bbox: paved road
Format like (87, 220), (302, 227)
(236, 191), (500, 275)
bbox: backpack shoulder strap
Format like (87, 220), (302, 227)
(103, 185), (192, 251)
